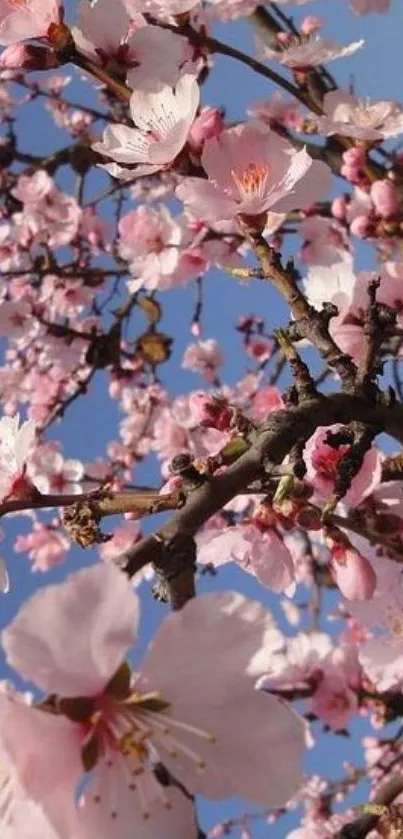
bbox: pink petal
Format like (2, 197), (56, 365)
(176, 178), (237, 221)
(74, 772), (199, 839)
(3, 563), (139, 697)
(0, 694), (82, 839)
(273, 160), (332, 213)
(137, 592), (305, 806)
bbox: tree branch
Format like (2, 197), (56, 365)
(120, 392), (403, 589)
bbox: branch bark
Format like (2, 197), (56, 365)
(121, 392), (403, 587)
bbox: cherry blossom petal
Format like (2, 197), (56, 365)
(0, 695), (82, 839)
(93, 124), (152, 164)
(2, 564), (139, 696)
(273, 160), (332, 213)
(176, 178), (238, 221)
(136, 592), (306, 805)
(75, 774), (199, 839)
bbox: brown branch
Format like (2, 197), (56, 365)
(71, 50), (132, 102)
(119, 392), (403, 591)
(147, 17), (312, 111)
(339, 774), (403, 839)
(0, 488), (184, 522)
(239, 226), (358, 389)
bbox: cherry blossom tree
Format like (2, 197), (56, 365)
(1, 0), (403, 838)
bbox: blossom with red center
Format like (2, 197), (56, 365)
(176, 122), (331, 224)
(0, 563), (306, 839)
(92, 75), (200, 181)
(303, 424), (381, 507)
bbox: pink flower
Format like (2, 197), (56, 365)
(299, 216), (351, 266)
(316, 91), (403, 141)
(72, 0), (132, 61)
(93, 75), (199, 180)
(0, 564), (306, 839)
(260, 36), (364, 69)
(248, 92), (302, 131)
(250, 384), (283, 421)
(14, 522), (70, 572)
(177, 123), (330, 223)
(29, 442), (84, 494)
(0, 0), (61, 46)
(303, 424), (381, 507)
(73, 1), (189, 91)
(118, 205), (182, 291)
(125, 26), (190, 92)
(11, 171), (81, 249)
(12, 169), (53, 205)
(0, 414), (37, 503)
(310, 674), (358, 731)
(182, 339), (223, 381)
(189, 392), (232, 430)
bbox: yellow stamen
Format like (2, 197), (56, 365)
(231, 162), (270, 195)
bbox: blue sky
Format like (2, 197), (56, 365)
(1, 0), (403, 835)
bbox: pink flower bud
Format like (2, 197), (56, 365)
(350, 214), (371, 238)
(370, 179), (399, 219)
(301, 15), (323, 35)
(188, 107), (224, 154)
(331, 546), (377, 601)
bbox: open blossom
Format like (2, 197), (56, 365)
(303, 424), (381, 507)
(177, 122), (331, 223)
(28, 443), (83, 495)
(14, 522), (70, 572)
(118, 205), (182, 291)
(182, 339), (223, 381)
(73, 0), (189, 91)
(0, 0), (61, 46)
(316, 90), (403, 141)
(0, 414), (37, 503)
(93, 75), (199, 180)
(0, 564), (306, 839)
(260, 36), (364, 69)
(248, 92), (302, 131)
(11, 171), (81, 250)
